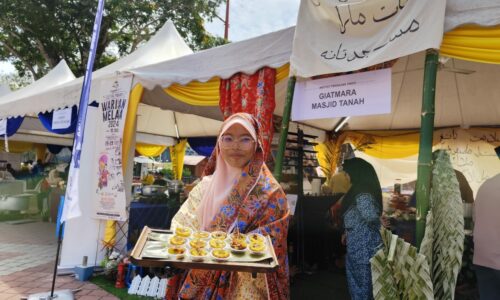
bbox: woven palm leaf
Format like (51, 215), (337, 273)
(420, 150), (465, 300)
(371, 228), (434, 300)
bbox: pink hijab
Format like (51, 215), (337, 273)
(197, 114), (257, 230)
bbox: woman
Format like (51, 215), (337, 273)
(341, 158), (383, 300)
(170, 113), (290, 300)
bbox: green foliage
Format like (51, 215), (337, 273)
(371, 150), (465, 300)
(420, 150), (465, 300)
(159, 168), (174, 180)
(371, 228), (434, 300)
(0, 71), (33, 90)
(0, 0), (226, 78)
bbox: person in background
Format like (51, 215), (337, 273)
(5, 163), (17, 179)
(32, 159), (45, 176)
(473, 146), (500, 299)
(153, 172), (167, 186)
(341, 157), (383, 300)
(46, 169), (63, 187)
(142, 171), (155, 185)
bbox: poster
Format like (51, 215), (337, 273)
(291, 68), (391, 121)
(92, 75), (132, 221)
(291, 0), (446, 77)
(52, 107), (72, 129)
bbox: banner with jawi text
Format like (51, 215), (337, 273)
(291, 68), (391, 121)
(92, 74), (133, 221)
(291, 0), (446, 77)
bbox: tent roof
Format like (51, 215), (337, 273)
(0, 20), (193, 120)
(280, 52), (500, 131)
(0, 84), (11, 97)
(0, 60), (75, 116)
(131, 26), (294, 89)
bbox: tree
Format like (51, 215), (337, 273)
(0, 0), (226, 79)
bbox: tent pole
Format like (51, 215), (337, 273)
(416, 49), (439, 249)
(273, 76), (296, 182)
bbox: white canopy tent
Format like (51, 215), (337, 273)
(0, 84), (10, 97)
(0, 60), (76, 146)
(0, 20), (193, 146)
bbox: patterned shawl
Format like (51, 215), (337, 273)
(169, 113), (290, 300)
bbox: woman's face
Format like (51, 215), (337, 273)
(219, 123), (256, 168)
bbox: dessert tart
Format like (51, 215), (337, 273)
(169, 235), (187, 246)
(193, 231), (210, 239)
(249, 233), (265, 243)
(211, 249), (231, 261)
(249, 241), (266, 255)
(189, 238), (207, 248)
(209, 238), (226, 249)
(168, 246), (186, 259)
(175, 227), (192, 238)
(230, 238), (247, 252)
(210, 231), (227, 240)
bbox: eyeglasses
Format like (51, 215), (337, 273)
(219, 135), (255, 150)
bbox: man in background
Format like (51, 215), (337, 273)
(473, 146), (500, 299)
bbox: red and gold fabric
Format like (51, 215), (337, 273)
(219, 67), (277, 159)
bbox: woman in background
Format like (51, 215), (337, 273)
(341, 158), (383, 300)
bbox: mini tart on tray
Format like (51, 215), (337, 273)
(249, 233), (265, 243)
(175, 227), (192, 238)
(210, 231), (227, 240)
(193, 231), (210, 239)
(249, 241), (266, 255)
(212, 248), (231, 260)
(209, 238), (226, 249)
(169, 235), (187, 246)
(189, 238), (207, 248)
(168, 246), (187, 259)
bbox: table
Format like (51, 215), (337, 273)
(127, 201), (179, 250)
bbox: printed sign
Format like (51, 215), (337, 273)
(292, 68), (391, 121)
(92, 75), (132, 221)
(291, 0), (446, 77)
(52, 107), (72, 130)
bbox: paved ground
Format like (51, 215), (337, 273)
(0, 220), (118, 300)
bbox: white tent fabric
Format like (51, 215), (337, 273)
(0, 60), (75, 116)
(131, 26), (294, 89)
(0, 4), (498, 138)
(0, 20), (192, 120)
(0, 84), (10, 97)
(444, 0), (500, 31)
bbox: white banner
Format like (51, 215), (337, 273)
(92, 75), (132, 221)
(52, 107), (72, 129)
(291, 0), (446, 77)
(292, 68), (391, 121)
(0, 119), (6, 135)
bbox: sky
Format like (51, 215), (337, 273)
(205, 0), (300, 42)
(0, 0), (301, 76)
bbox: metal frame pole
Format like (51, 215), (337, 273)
(416, 49), (439, 249)
(273, 76), (296, 182)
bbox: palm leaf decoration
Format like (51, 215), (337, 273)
(371, 150), (464, 299)
(420, 150), (465, 300)
(371, 228), (434, 300)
